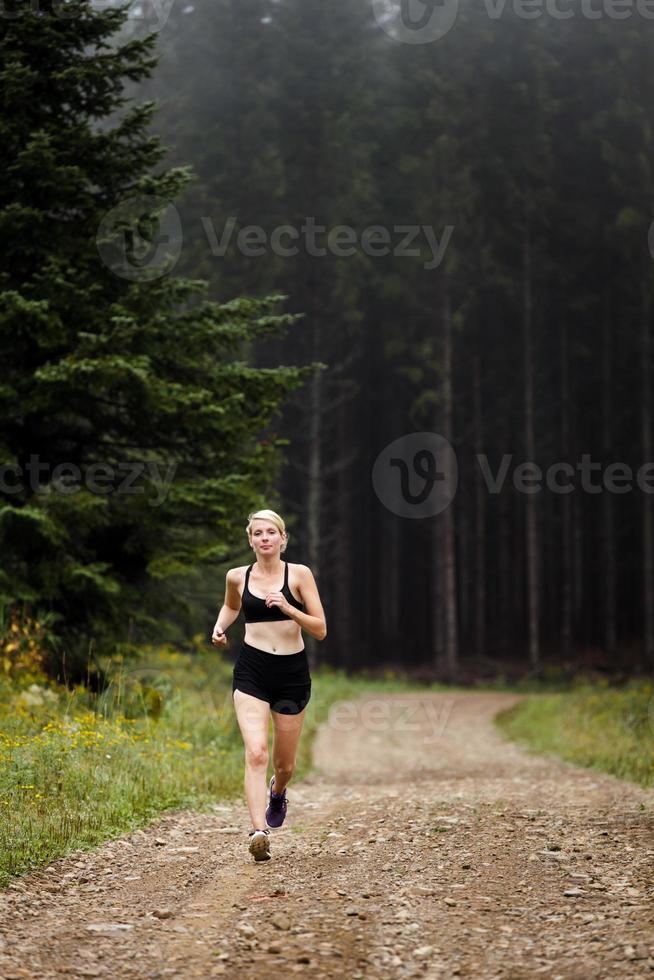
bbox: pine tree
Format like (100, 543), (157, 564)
(0, 0), (318, 669)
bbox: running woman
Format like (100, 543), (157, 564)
(211, 509), (327, 862)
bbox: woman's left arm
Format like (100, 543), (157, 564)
(265, 565), (327, 641)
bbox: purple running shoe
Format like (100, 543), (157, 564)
(265, 774), (288, 829)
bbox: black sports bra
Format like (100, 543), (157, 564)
(241, 561), (305, 623)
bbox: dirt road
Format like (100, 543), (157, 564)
(0, 691), (652, 979)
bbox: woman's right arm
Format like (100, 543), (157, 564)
(211, 569), (242, 645)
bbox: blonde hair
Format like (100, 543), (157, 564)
(246, 509), (288, 553)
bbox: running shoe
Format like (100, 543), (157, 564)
(265, 774), (288, 829)
(248, 828), (271, 861)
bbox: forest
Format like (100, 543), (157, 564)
(0, 7), (652, 972)
(2, 0), (654, 680)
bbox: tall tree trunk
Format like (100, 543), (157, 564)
(601, 285), (617, 656)
(496, 393), (512, 660)
(305, 326), (322, 666)
(523, 225), (540, 668)
(472, 344), (486, 659)
(441, 283), (458, 676)
(642, 284), (654, 666)
(381, 515), (401, 653)
(560, 316), (573, 659)
(573, 489), (584, 647)
(459, 509), (469, 653)
(333, 389), (353, 665)
(432, 515), (444, 665)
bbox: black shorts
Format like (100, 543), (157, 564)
(232, 641), (312, 715)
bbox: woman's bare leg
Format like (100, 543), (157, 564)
(232, 690), (271, 830)
(270, 706), (307, 795)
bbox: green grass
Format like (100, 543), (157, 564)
(0, 645), (425, 886)
(2, 648), (651, 888)
(494, 678), (654, 788)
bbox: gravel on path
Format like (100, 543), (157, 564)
(0, 690), (652, 979)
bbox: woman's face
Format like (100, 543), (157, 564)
(249, 519), (285, 556)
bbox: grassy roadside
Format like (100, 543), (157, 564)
(0, 644), (424, 887)
(2, 644), (652, 888)
(494, 678), (654, 789)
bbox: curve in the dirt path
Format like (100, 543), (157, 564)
(0, 691), (652, 980)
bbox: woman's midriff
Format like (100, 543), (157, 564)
(244, 619), (305, 655)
